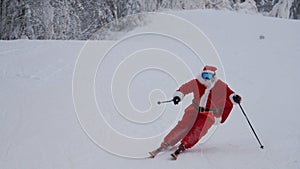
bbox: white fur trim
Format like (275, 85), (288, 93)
(173, 91), (184, 100)
(213, 117), (222, 126)
(199, 88), (210, 107)
(196, 74), (218, 108)
(196, 74), (218, 89)
(203, 70), (215, 74)
(230, 93), (238, 105)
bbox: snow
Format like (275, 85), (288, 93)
(1, 9), (300, 169)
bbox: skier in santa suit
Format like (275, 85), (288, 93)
(150, 65), (242, 159)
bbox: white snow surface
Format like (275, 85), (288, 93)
(1, 9), (300, 169)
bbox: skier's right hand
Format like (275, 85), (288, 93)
(173, 96), (181, 105)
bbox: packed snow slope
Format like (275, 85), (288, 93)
(1, 9), (300, 169)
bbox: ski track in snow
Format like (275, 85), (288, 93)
(0, 10), (300, 169)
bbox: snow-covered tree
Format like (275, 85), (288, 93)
(181, 0), (211, 9)
(137, 0), (160, 11)
(269, 0), (293, 18)
(0, 0), (142, 40)
(0, 0), (27, 39)
(290, 0), (300, 19)
(234, 0), (258, 14)
(213, 0), (234, 10)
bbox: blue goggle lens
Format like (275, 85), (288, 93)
(202, 72), (215, 80)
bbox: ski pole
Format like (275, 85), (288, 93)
(157, 99), (173, 105)
(238, 103), (264, 149)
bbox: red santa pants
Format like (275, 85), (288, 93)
(164, 105), (215, 148)
(163, 105), (198, 146)
(181, 112), (215, 149)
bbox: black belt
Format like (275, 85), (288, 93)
(192, 101), (219, 114)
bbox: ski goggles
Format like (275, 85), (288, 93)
(201, 72), (215, 80)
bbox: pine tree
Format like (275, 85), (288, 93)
(290, 0), (300, 19)
(269, 0), (293, 18)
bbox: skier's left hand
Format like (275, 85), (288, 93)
(233, 94), (242, 104)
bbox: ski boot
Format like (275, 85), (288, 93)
(171, 144), (186, 160)
(149, 142), (169, 158)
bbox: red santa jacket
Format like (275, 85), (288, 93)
(174, 75), (236, 124)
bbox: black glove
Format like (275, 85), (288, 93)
(233, 94), (242, 104)
(173, 96), (181, 105)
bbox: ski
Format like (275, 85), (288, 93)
(171, 153), (178, 160)
(148, 142), (170, 158)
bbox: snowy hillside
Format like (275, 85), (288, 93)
(1, 9), (300, 169)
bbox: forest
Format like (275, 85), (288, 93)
(0, 0), (299, 40)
